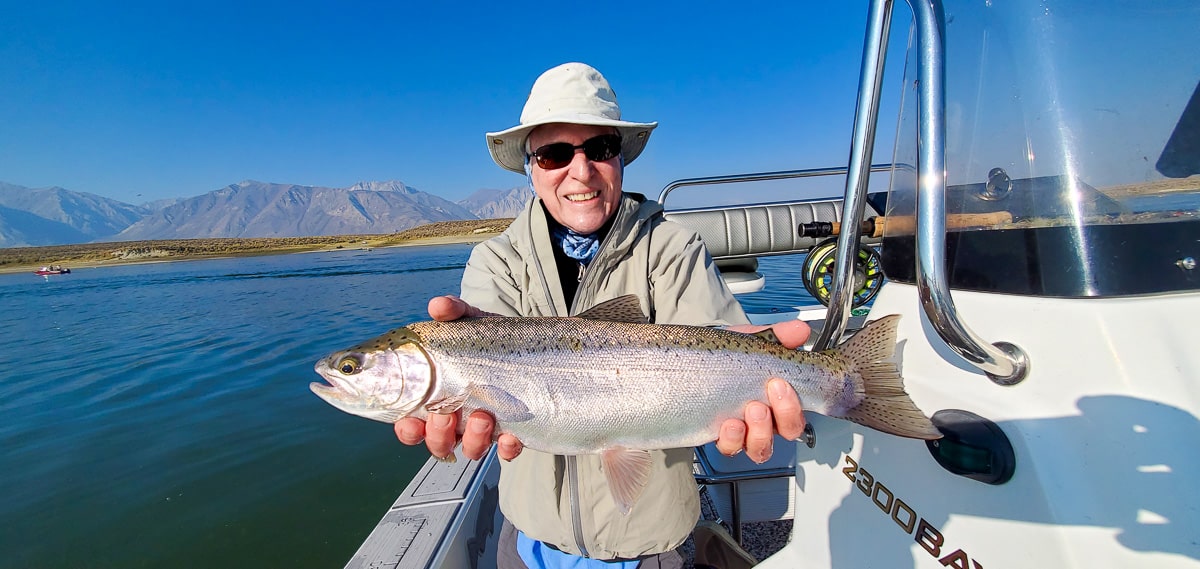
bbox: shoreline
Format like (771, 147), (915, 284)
(0, 219), (511, 275)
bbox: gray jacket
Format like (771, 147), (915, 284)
(459, 192), (748, 559)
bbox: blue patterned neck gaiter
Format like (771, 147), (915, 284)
(551, 224), (600, 265)
(523, 157), (535, 194)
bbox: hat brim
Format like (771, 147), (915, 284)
(486, 115), (657, 174)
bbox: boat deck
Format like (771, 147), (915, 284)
(342, 448), (793, 569)
(342, 311), (862, 568)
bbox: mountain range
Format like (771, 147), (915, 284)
(0, 180), (529, 248)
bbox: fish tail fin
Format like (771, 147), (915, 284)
(835, 315), (942, 440)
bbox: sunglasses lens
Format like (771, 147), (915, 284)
(533, 143), (575, 169)
(583, 135), (621, 163)
(532, 134), (622, 170)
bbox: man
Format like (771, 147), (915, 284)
(395, 62), (809, 567)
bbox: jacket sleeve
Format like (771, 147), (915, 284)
(458, 236), (524, 317)
(647, 221), (750, 327)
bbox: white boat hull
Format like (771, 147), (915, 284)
(761, 282), (1200, 568)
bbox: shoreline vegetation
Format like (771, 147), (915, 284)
(0, 218), (514, 275)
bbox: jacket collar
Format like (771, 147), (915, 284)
(522, 193), (662, 315)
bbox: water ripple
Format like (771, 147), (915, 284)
(0, 242), (815, 568)
(0, 244), (475, 567)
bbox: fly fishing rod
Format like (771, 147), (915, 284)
(797, 212), (1013, 307)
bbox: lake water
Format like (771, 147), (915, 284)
(0, 244), (813, 568)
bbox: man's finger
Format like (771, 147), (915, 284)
(744, 401), (774, 464)
(714, 419), (747, 457)
(497, 434), (524, 461)
(769, 320), (811, 350)
(428, 295), (501, 322)
(428, 295), (469, 322)
(395, 417), (426, 446)
(461, 411), (495, 460)
(424, 411), (459, 459)
(768, 378), (806, 441)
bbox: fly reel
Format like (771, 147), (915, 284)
(801, 238), (884, 307)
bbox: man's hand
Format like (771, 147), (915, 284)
(393, 296), (523, 461)
(714, 320), (811, 463)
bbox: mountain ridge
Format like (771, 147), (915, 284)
(0, 180), (530, 247)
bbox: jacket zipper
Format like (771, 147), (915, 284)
(559, 202), (642, 558)
(565, 456), (590, 557)
(566, 260), (597, 557)
(564, 232), (614, 559)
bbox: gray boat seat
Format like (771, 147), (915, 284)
(714, 258), (762, 295)
(664, 198), (880, 294)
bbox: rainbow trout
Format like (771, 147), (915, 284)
(311, 295), (940, 513)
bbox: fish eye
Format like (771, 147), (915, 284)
(336, 356), (362, 375)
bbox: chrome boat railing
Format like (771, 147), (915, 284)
(906, 0), (1029, 384)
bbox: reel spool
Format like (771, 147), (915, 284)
(801, 238), (884, 307)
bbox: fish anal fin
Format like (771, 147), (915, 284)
(601, 447), (653, 515)
(575, 295), (649, 323)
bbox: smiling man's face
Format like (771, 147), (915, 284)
(527, 123), (623, 234)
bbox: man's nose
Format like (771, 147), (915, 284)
(568, 148), (596, 177)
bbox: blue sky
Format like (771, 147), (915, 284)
(0, 1), (911, 205)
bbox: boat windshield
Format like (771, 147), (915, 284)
(878, 0), (1200, 297)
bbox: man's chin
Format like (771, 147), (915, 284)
(552, 207), (609, 233)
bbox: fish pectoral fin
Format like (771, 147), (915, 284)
(425, 392), (470, 414)
(600, 447), (653, 515)
(468, 385), (534, 423)
(424, 387), (534, 423)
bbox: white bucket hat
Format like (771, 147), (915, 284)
(486, 62), (658, 174)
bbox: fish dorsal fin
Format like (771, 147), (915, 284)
(601, 447), (653, 515)
(750, 328), (781, 344)
(575, 294), (649, 323)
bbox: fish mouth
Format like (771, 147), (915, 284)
(308, 381), (343, 402)
(310, 360), (356, 401)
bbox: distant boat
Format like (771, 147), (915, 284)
(35, 265), (71, 275)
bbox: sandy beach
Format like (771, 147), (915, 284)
(0, 219), (513, 275)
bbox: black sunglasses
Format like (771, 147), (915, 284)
(529, 134), (622, 170)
